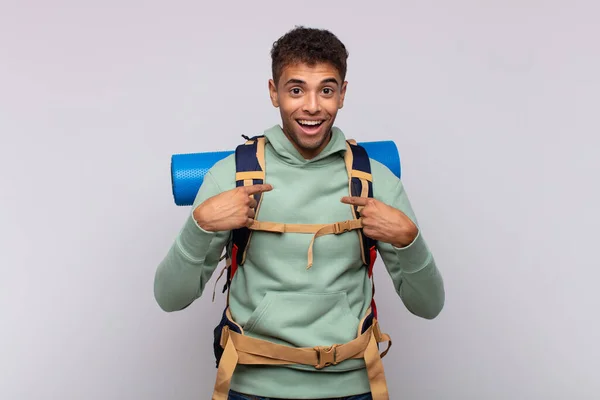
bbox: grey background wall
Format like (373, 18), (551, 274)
(1, 1), (598, 399)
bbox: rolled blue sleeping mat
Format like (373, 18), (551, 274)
(171, 140), (401, 206)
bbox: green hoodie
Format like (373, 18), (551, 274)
(154, 125), (445, 398)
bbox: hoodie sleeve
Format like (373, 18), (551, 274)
(153, 168), (232, 312)
(372, 161), (445, 320)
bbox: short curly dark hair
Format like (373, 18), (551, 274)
(270, 26), (349, 85)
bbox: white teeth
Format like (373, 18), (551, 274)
(298, 120), (323, 126)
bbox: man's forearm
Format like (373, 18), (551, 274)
(154, 211), (229, 312)
(380, 231), (445, 320)
(394, 233), (445, 319)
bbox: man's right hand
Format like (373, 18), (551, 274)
(193, 184), (273, 232)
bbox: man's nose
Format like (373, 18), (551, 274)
(302, 93), (321, 114)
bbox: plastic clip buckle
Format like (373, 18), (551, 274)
(334, 221), (351, 234)
(314, 345), (339, 369)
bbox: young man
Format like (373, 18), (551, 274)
(154, 27), (445, 400)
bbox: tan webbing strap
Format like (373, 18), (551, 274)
(248, 221), (331, 234)
(248, 219), (362, 235)
(365, 319), (392, 400)
(344, 141), (355, 185)
(305, 219), (364, 269)
(360, 179), (370, 196)
(248, 219), (364, 269)
(256, 137), (266, 171)
(236, 171), (264, 181)
(225, 325), (372, 367)
(352, 170), (373, 182)
(357, 178), (370, 213)
(365, 331), (389, 400)
(373, 320), (392, 359)
(212, 332), (238, 400)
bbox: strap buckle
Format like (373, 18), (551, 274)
(314, 344), (339, 369)
(333, 221), (352, 234)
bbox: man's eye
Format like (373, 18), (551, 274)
(323, 88), (333, 95)
(291, 88), (301, 95)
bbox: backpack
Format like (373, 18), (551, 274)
(210, 135), (392, 400)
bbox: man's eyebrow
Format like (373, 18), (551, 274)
(321, 77), (340, 86)
(283, 77), (340, 86)
(284, 78), (306, 86)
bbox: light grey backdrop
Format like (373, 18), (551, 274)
(1, 1), (598, 399)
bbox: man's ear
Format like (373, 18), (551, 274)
(339, 81), (348, 109)
(268, 79), (279, 107)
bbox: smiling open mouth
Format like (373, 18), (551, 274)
(296, 119), (325, 135)
(297, 119), (324, 127)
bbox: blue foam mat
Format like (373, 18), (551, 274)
(171, 140), (401, 206)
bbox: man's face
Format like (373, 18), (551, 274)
(268, 62), (347, 159)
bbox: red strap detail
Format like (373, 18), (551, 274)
(230, 244), (239, 279)
(368, 245), (377, 277)
(371, 298), (378, 319)
(368, 245), (378, 319)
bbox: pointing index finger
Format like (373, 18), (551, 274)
(244, 184), (274, 195)
(340, 196), (369, 206)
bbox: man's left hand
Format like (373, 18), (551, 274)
(340, 196), (418, 248)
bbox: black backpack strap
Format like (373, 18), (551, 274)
(343, 140), (378, 274)
(222, 135), (266, 293)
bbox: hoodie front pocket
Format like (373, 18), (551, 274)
(243, 292), (276, 333)
(242, 291), (365, 372)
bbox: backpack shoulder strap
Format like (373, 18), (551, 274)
(344, 139), (378, 275)
(223, 135), (266, 294)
